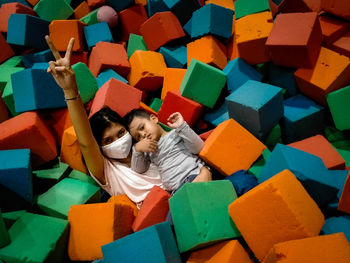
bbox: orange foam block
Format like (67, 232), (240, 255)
(127, 50), (167, 92)
(319, 13), (349, 46)
(229, 169), (325, 262)
(294, 47), (350, 105)
(277, 0), (322, 13)
(68, 203), (119, 261)
(187, 240), (252, 263)
(60, 126), (87, 174)
(161, 68), (186, 100)
(263, 233), (350, 263)
(235, 11), (273, 65)
(139, 101), (158, 115)
(205, 0), (235, 11)
(132, 186), (170, 232)
(288, 134), (346, 170)
(69, 51), (88, 65)
(0, 32), (14, 64)
(26, 0), (39, 6)
(49, 20), (85, 52)
(321, 0), (350, 21)
(266, 12), (322, 68)
(330, 31), (350, 58)
(227, 33), (240, 61)
(187, 35), (227, 70)
(199, 118), (266, 176)
(0, 111), (57, 168)
(108, 194), (139, 217)
(88, 41), (131, 77)
(139, 11), (185, 51)
(89, 78), (142, 118)
(338, 172), (350, 214)
(87, 0), (105, 9)
(74, 1), (90, 19)
(0, 2), (35, 33)
(119, 4), (148, 41)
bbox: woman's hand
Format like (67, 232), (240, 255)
(45, 35), (77, 93)
(167, 112), (184, 129)
(134, 139), (158, 153)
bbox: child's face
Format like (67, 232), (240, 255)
(128, 115), (163, 142)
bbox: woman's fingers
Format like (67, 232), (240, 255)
(54, 66), (66, 72)
(64, 37), (75, 65)
(48, 61), (57, 75)
(45, 35), (61, 61)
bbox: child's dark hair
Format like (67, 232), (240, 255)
(124, 109), (151, 128)
(89, 107), (124, 145)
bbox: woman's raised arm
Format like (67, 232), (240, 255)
(45, 36), (106, 184)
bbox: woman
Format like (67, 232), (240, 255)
(45, 36), (163, 207)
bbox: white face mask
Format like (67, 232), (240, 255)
(101, 132), (132, 159)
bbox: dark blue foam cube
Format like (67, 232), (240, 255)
(22, 50), (55, 68)
(322, 216), (350, 242)
(223, 58), (262, 93)
(106, 0), (133, 11)
(0, 149), (32, 204)
(11, 68), (66, 112)
(7, 14), (49, 50)
(147, 0), (170, 17)
(96, 69), (128, 88)
(268, 63), (297, 97)
(204, 102), (229, 127)
(84, 22), (114, 48)
(183, 17), (192, 35)
(159, 46), (187, 68)
(163, 0), (200, 25)
(226, 80), (284, 139)
(225, 170), (258, 196)
(282, 94), (325, 143)
(191, 3), (233, 39)
(102, 222), (182, 263)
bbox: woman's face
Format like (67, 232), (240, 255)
(101, 122), (127, 146)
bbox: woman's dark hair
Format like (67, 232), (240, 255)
(89, 107), (124, 145)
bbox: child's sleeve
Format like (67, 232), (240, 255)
(131, 147), (151, 174)
(175, 121), (204, 154)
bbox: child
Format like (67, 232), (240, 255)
(124, 109), (212, 193)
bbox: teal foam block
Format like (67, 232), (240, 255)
(0, 149), (32, 204)
(234, 0), (270, 20)
(258, 144), (340, 207)
(21, 49), (54, 68)
(0, 0), (30, 7)
(159, 45), (187, 68)
(183, 17), (192, 35)
(281, 94), (325, 144)
(7, 14), (49, 50)
(84, 22), (114, 48)
(34, 0), (74, 21)
(147, 0), (170, 17)
(223, 58), (263, 93)
(204, 102), (229, 127)
(72, 62), (98, 103)
(226, 80), (284, 139)
(180, 59), (226, 109)
(11, 68), (66, 112)
(163, 0), (200, 25)
(37, 177), (101, 219)
(268, 63), (297, 97)
(0, 210), (10, 248)
(102, 222), (181, 263)
(322, 216), (350, 242)
(169, 180), (240, 252)
(106, 0), (133, 11)
(191, 3), (233, 39)
(96, 69), (128, 88)
(327, 169), (349, 200)
(32, 62), (49, 69)
(0, 213), (69, 263)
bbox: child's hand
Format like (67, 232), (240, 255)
(134, 139), (158, 153)
(167, 112), (184, 129)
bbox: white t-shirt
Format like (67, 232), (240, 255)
(90, 157), (163, 206)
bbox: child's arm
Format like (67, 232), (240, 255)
(167, 112), (204, 154)
(131, 139), (157, 173)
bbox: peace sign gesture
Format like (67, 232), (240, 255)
(45, 35), (76, 92)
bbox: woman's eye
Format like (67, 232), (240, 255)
(118, 129), (125, 136)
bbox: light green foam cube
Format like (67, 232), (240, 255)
(327, 86), (350, 131)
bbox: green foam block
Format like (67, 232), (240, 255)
(80, 9), (99, 26)
(2, 210), (27, 230)
(2, 80), (18, 116)
(0, 213), (68, 263)
(0, 66), (24, 93)
(72, 62), (98, 103)
(149, 97), (163, 113)
(248, 148), (271, 179)
(180, 59), (226, 109)
(0, 56), (23, 68)
(37, 178), (100, 219)
(0, 210), (10, 248)
(169, 180), (240, 253)
(34, 161), (70, 181)
(34, 0), (74, 21)
(234, 0), (270, 20)
(127, 34), (148, 58)
(327, 86), (350, 131)
(68, 169), (98, 186)
(264, 124), (282, 151)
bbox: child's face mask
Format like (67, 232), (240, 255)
(101, 132), (132, 159)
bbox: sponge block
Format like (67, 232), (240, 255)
(119, 4), (148, 41)
(84, 22), (114, 48)
(327, 86), (350, 131)
(321, 0), (350, 20)
(229, 169), (325, 262)
(0, 2), (36, 33)
(34, 0), (74, 21)
(0, 32), (14, 64)
(234, 0), (270, 19)
(161, 68), (186, 99)
(72, 62), (98, 103)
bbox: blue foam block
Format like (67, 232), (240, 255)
(0, 0), (30, 8)
(258, 144), (339, 207)
(322, 216), (350, 242)
(96, 69), (128, 88)
(159, 45), (187, 68)
(226, 80), (284, 139)
(106, 0), (133, 11)
(225, 169), (258, 196)
(282, 94), (325, 143)
(11, 68), (66, 112)
(268, 63), (297, 97)
(22, 49), (55, 68)
(183, 17), (192, 35)
(32, 62), (49, 70)
(191, 3), (233, 39)
(84, 22), (114, 48)
(204, 102), (229, 127)
(223, 58), (263, 93)
(102, 222), (182, 263)
(0, 149), (32, 203)
(147, 0), (170, 17)
(326, 169), (349, 200)
(7, 14), (49, 50)
(163, 0), (200, 25)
